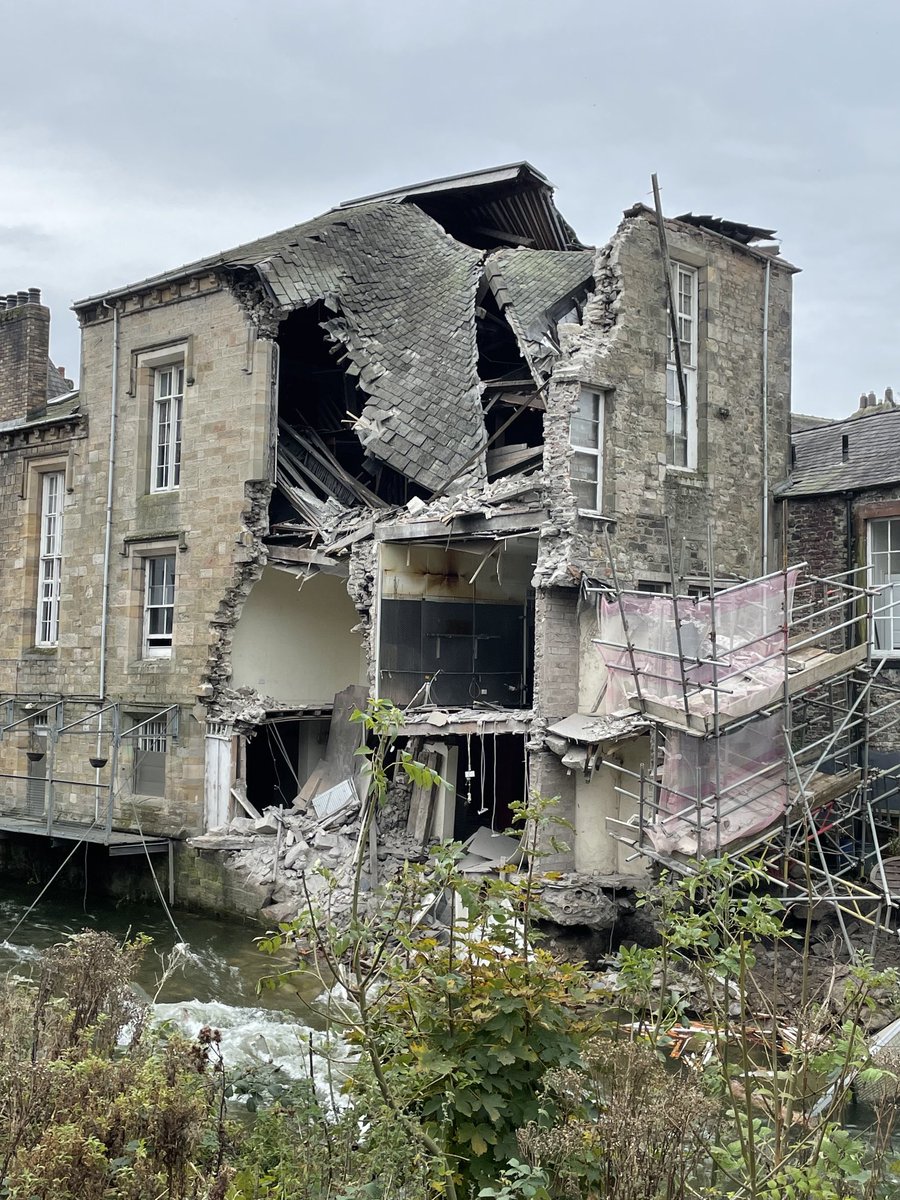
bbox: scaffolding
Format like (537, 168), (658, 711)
(593, 526), (900, 950)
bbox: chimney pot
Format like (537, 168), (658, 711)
(6, 294), (17, 309)
(27, 287), (40, 305)
(16, 291), (28, 306)
(0, 298), (5, 311)
(868, 391), (877, 407)
(886, 387), (894, 406)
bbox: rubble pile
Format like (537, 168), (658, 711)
(189, 787), (428, 927)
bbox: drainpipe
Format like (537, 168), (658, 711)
(95, 300), (120, 830)
(98, 300), (120, 702)
(761, 260), (771, 575)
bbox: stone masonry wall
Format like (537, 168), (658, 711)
(530, 587), (580, 868)
(538, 211), (793, 589)
(0, 284), (276, 838)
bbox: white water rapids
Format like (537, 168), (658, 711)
(0, 881), (347, 1103)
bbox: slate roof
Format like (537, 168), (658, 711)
(791, 412), (833, 434)
(484, 248), (595, 376)
(778, 408), (900, 497)
(47, 360), (72, 400)
(72, 164), (592, 493)
(256, 203), (485, 492)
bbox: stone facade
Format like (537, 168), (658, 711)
(530, 209), (794, 874)
(0, 174), (796, 912)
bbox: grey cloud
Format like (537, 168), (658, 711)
(3, 0), (899, 416)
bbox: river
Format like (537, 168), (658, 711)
(0, 879), (346, 1100)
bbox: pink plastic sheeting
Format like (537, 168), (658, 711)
(598, 571), (798, 718)
(647, 713), (786, 857)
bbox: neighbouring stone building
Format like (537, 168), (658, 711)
(778, 391), (900, 768)
(0, 164), (797, 916)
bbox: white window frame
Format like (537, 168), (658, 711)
(151, 362), (184, 492)
(36, 471), (64, 646)
(143, 554), (176, 658)
(570, 388), (606, 512)
(869, 518), (900, 656)
(666, 262), (699, 470)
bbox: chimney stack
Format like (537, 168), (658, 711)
(0, 286), (51, 422)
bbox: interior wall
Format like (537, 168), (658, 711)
(575, 734), (652, 874)
(231, 567), (366, 705)
(578, 598), (608, 713)
(379, 539), (536, 707)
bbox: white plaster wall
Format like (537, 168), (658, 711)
(578, 601), (609, 713)
(231, 568), (366, 705)
(575, 734), (652, 874)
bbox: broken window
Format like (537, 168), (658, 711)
(870, 518), (900, 655)
(570, 388), (606, 511)
(143, 554), (176, 658)
(151, 363), (184, 491)
(378, 540), (535, 709)
(666, 262), (698, 469)
(132, 716), (167, 796)
(36, 470), (64, 646)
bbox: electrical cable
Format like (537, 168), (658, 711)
(478, 729), (487, 815)
(491, 734), (498, 831)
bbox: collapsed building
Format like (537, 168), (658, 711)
(0, 163), (799, 919)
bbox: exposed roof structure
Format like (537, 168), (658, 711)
(257, 203), (485, 491)
(74, 163), (592, 495)
(778, 407), (900, 497)
(674, 213), (778, 246)
(484, 248), (595, 378)
(340, 161), (581, 252)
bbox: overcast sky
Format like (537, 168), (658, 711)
(2, 0), (896, 418)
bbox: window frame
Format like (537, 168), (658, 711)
(150, 362), (184, 493)
(143, 553), (176, 659)
(132, 715), (168, 797)
(36, 470), (64, 647)
(666, 262), (699, 471)
(570, 387), (606, 512)
(869, 517), (900, 657)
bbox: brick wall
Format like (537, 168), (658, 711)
(785, 486), (900, 752)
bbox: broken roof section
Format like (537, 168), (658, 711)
(484, 248), (595, 380)
(256, 203), (485, 492)
(74, 162), (591, 494)
(340, 161), (582, 252)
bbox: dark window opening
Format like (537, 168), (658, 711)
(245, 716), (331, 811)
(379, 539), (536, 709)
(274, 304), (432, 514)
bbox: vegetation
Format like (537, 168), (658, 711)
(5, 699), (900, 1198)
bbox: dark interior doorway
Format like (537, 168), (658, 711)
(450, 732), (527, 842)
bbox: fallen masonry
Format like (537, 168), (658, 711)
(189, 793), (648, 943)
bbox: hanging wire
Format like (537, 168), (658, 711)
(491, 734), (499, 831)
(478, 731), (488, 815)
